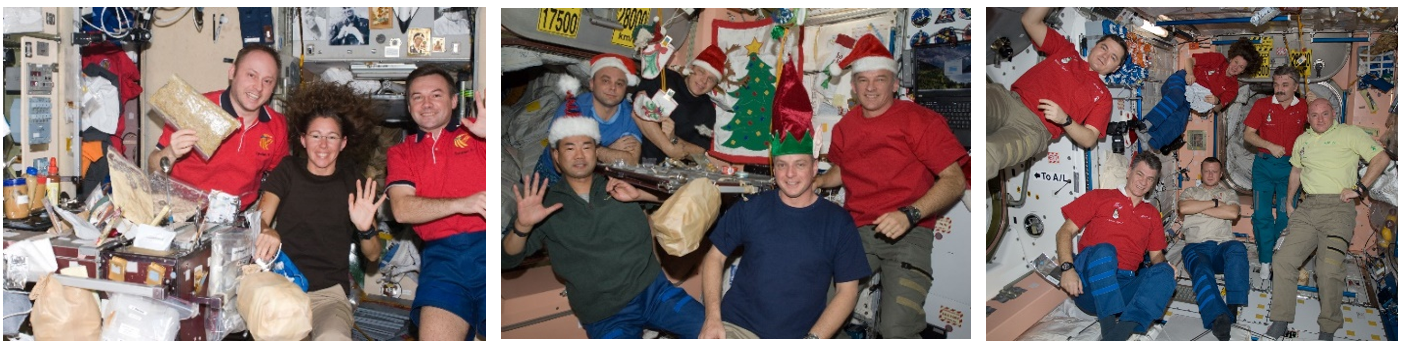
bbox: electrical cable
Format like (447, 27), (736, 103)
(151, 7), (193, 27)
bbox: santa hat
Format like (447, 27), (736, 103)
(689, 44), (726, 80)
(589, 53), (640, 86)
(549, 75), (600, 146)
(770, 59), (816, 158)
(838, 34), (897, 75)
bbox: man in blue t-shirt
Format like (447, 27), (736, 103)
(534, 53), (644, 183)
(699, 60), (870, 339)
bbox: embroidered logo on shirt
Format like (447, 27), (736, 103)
(1060, 57), (1072, 64)
(454, 133), (471, 149)
(1112, 209), (1120, 219)
(259, 133), (273, 151)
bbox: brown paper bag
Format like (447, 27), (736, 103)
(649, 178), (721, 256)
(27, 273), (101, 340)
(150, 74), (239, 159)
(236, 265), (311, 340)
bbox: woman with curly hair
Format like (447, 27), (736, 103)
(1140, 37), (1262, 151)
(252, 80), (385, 340)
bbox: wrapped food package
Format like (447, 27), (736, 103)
(236, 265), (311, 340)
(28, 273), (102, 340)
(150, 74), (239, 159)
(649, 178), (721, 256)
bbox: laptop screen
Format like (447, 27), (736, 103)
(913, 41), (972, 91)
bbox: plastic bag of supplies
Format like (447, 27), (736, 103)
(149, 74), (239, 159)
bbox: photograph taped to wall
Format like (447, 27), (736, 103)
(407, 28), (430, 56)
(431, 37), (445, 53)
(370, 7), (393, 30)
(328, 7), (370, 46)
(433, 7), (469, 36)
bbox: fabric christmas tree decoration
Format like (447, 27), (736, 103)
(721, 51), (777, 153)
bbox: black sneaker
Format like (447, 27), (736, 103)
(1211, 314), (1232, 341)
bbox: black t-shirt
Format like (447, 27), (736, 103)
(261, 155), (360, 295)
(636, 69), (718, 162)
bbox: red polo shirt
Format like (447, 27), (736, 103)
(1192, 52), (1239, 107)
(1243, 96), (1307, 154)
(829, 100), (969, 229)
(386, 126), (487, 241)
(1063, 188), (1165, 271)
(158, 89), (289, 210)
(1010, 28), (1113, 140)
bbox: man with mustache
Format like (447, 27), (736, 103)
(814, 33), (968, 338)
(985, 7), (1128, 178)
(1056, 153), (1174, 341)
(148, 45), (290, 211)
(1242, 65), (1308, 282)
(1265, 98), (1389, 340)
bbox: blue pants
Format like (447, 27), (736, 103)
(1142, 70), (1191, 150)
(412, 231), (486, 339)
(1183, 240), (1249, 329)
(581, 272), (705, 339)
(1071, 243), (1175, 333)
(1251, 153), (1293, 264)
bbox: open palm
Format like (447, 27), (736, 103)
(514, 172), (562, 229)
(349, 179), (388, 232)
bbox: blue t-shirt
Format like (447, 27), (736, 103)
(709, 190), (871, 339)
(535, 92), (642, 182)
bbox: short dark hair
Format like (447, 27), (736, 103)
(1200, 156), (1223, 170)
(1097, 34), (1130, 66)
(405, 64), (459, 96)
(1131, 152), (1162, 176)
(1272, 64), (1301, 85)
(1226, 38), (1262, 76)
(233, 45), (282, 78)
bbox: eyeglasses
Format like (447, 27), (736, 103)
(305, 133), (344, 143)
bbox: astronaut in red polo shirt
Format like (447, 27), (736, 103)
(986, 7), (1128, 178)
(1242, 65), (1308, 281)
(149, 45), (290, 210)
(385, 65), (487, 340)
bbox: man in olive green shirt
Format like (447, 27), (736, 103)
(1265, 99), (1390, 340)
(504, 115), (704, 338)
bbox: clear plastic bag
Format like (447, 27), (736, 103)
(100, 293), (182, 341)
(150, 74), (239, 160)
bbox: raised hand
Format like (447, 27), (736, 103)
(513, 173), (563, 231)
(348, 179), (389, 232)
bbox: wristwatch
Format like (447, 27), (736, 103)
(1057, 116), (1074, 127)
(1213, 199), (1219, 208)
(358, 228), (377, 240)
(804, 332), (819, 339)
(511, 227), (531, 238)
(898, 206), (922, 227)
(1059, 262), (1075, 272)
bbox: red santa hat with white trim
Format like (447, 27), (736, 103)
(549, 75), (600, 146)
(837, 34), (897, 75)
(688, 44), (726, 80)
(589, 53), (640, 86)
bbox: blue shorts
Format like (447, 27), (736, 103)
(581, 272), (704, 339)
(412, 231), (486, 339)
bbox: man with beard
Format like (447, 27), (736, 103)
(386, 65), (488, 340)
(149, 45), (290, 211)
(814, 33), (968, 338)
(505, 113), (704, 339)
(534, 53), (644, 183)
(1056, 154), (1174, 341)
(1243, 65), (1308, 281)
(698, 61), (870, 339)
(1177, 157), (1245, 340)
(1265, 98), (1389, 340)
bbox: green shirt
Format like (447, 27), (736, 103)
(1289, 123), (1383, 195)
(502, 175), (662, 323)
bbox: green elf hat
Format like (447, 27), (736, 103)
(769, 59), (817, 158)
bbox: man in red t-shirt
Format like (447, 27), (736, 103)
(385, 65), (487, 340)
(814, 34), (968, 339)
(1242, 65), (1307, 281)
(986, 7), (1128, 178)
(1055, 153), (1174, 341)
(149, 45), (290, 210)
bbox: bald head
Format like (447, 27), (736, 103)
(1307, 98), (1336, 134)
